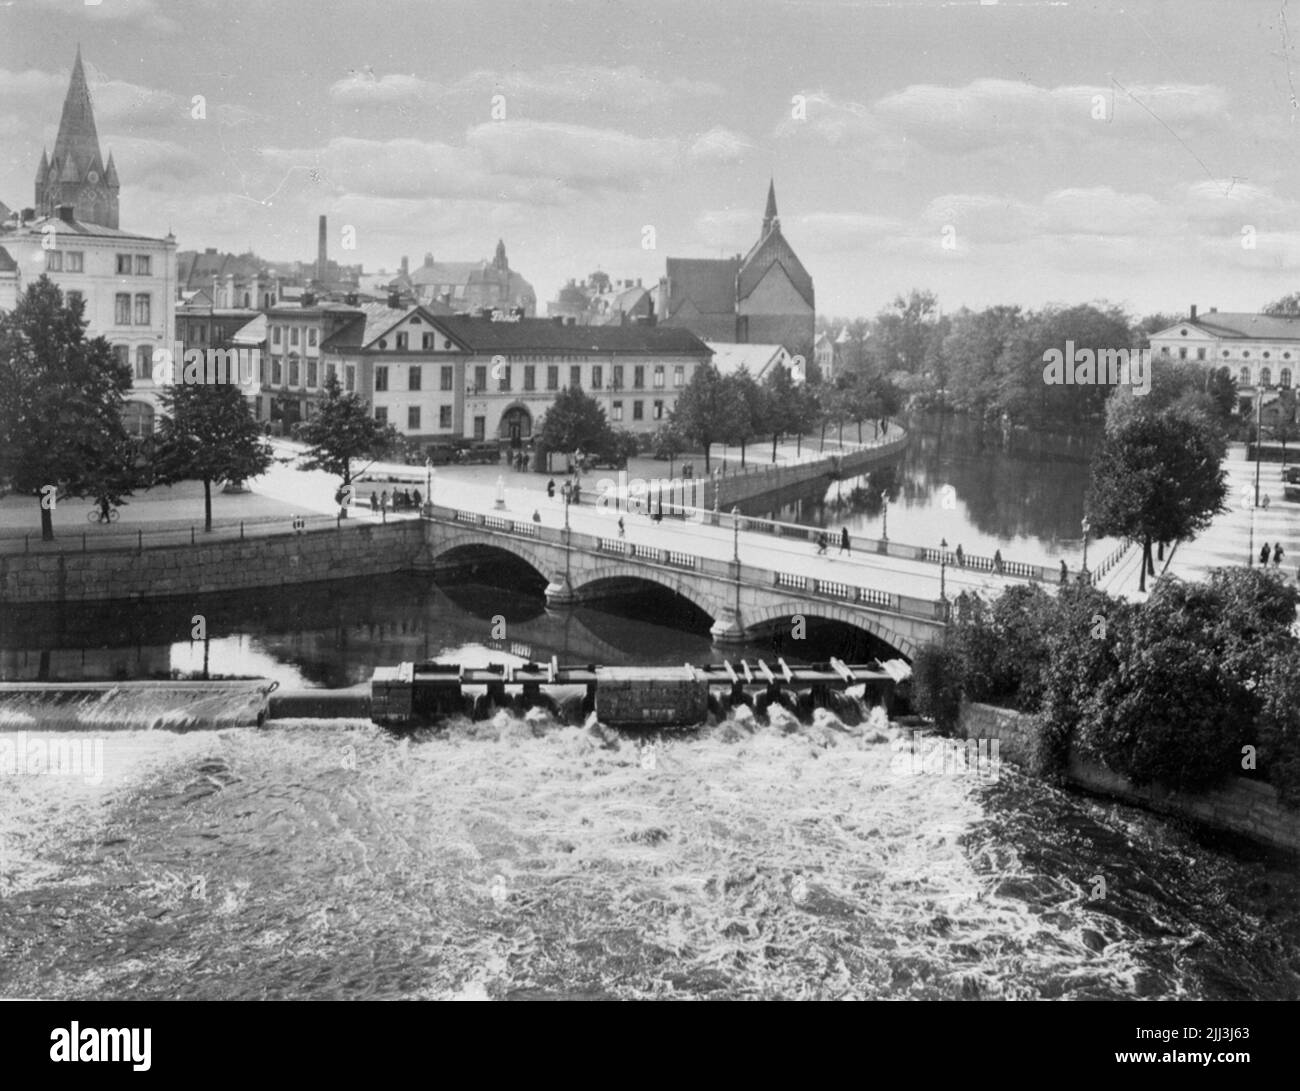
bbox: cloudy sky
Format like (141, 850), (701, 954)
(3, 0), (1300, 319)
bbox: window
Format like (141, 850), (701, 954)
(307, 360), (318, 387)
(473, 416), (485, 441)
(308, 328), (318, 348)
(524, 366), (535, 391)
(378, 339), (388, 350)
(633, 365), (644, 389)
(444, 339), (453, 350)
(612, 365), (623, 389)
(654, 365), (665, 388)
(474, 365), (487, 391)
(66, 251), (83, 272)
(396, 333), (409, 350)
(570, 365), (581, 389)
(375, 407), (388, 424)
(1283, 369), (1293, 389)
(135, 345), (152, 380)
(409, 365), (421, 391)
(1196, 348), (1206, 360)
(272, 358), (283, 384)
(653, 399), (664, 420)
(115, 294), (131, 325)
(116, 254), (132, 275)
(375, 366), (388, 392)
(440, 405), (453, 428)
(134, 295), (150, 325)
(66, 290), (82, 309)
(325, 362), (336, 385)
(592, 365), (603, 389)
(612, 401), (623, 421)
(345, 364), (356, 392)
(45, 251), (62, 272)
(440, 366), (453, 391)
(260, 358), (268, 385)
(547, 366), (558, 390)
(423, 333), (435, 350)
(1160, 346), (1170, 356)
(408, 406), (420, 430)
(674, 365), (684, 388)
(289, 358), (300, 386)
(272, 326), (282, 345)
(1240, 367), (1250, 385)
(290, 328), (300, 347)
(499, 366), (511, 392)
(1178, 348), (1187, 360)
(135, 255), (151, 276)
(1261, 367), (1272, 387)
(113, 344), (130, 368)
(632, 400), (644, 421)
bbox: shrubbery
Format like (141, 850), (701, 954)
(910, 567), (1300, 800)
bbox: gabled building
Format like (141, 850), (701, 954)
(396, 240), (536, 316)
(706, 342), (797, 382)
(656, 181), (815, 358)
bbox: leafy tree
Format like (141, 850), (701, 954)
(723, 370), (760, 466)
(651, 419), (688, 470)
(0, 277), (132, 540)
(670, 363), (730, 471)
(762, 363), (798, 461)
(1269, 413), (1300, 466)
(1086, 406), (1227, 591)
(154, 381), (274, 531)
(296, 373), (398, 506)
(1262, 292), (1300, 317)
(1258, 644), (1300, 808)
(537, 385), (613, 462)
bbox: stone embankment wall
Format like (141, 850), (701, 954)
(0, 521), (427, 604)
(710, 431), (909, 509)
(958, 701), (1300, 855)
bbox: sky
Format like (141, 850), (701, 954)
(3, 0), (1300, 320)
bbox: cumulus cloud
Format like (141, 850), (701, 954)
(686, 127), (753, 163)
(467, 120), (678, 188)
(456, 64), (723, 106)
(328, 71), (442, 105)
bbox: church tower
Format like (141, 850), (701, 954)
(761, 178), (780, 237)
(34, 48), (119, 228)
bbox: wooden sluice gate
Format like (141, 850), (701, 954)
(370, 656), (911, 728)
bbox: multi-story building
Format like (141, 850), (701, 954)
(656, 181), (815, 358)
(323, 311), (711, 447)
(249, 298), (364, 426)
(1149, 307), (1298, 396)
(0, 49), (176, 436)
(394, 241), (536, 316)
(546, 275), (654, 326)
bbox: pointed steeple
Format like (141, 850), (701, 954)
(35, 148), (49, 184)
(762, 178), (779, 236)
(104, 151), (119, 186)
(493, 238), (508, 272)
(51, 46), (103, 179)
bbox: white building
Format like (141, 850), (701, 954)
(1149, 306), (1298, 396)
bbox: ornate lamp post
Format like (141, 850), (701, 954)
(881, 490), (889, 543)
(1254, 379), (1272, 509)
(939, 536), (949, 601)
(1081, 515), (1091, 581)
(732, 505), (741, 563)
(425, 458), (432, 512)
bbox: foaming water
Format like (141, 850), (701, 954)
(1, 711), (1297, 1000)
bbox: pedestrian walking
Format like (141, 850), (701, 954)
(839, 527), (851, 556)
(547, 478), (556, 499)
(955, 543), (964, 568)
(1059, 559), (1068, 585)
(1264, 493), (1271, 510)
(413, 488), (422, 508)
(992, 548), (1004, 575)
(1261, 542), (1272, 566)
(816, 531), (828, 555)
(369, 492), (378, 512)
(532, 509), (541, 524)
(1274, 542), (1285, 568)
(618, 517), (626, 539)
(572, 481), (581, 506)
(380, 490), (389, 514)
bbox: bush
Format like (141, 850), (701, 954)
(910, 639), (963, 736)
(1257, 646), (1300, 809)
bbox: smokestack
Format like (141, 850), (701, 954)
(1190, 304), (1198, 320)
(317, 215), (327, 284)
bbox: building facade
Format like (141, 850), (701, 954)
(1149, 307), (1298, 397)
(395, 241), (536, 316)
(656, 181), (815, 358)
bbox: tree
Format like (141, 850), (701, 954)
(723, 370), (761, 466)
(670, 363), (730, 471)
(154, 381), (274, 531)
(0, 277), (133, 540)
(1086, 406), (1228, 591)
(762, 363), (798, 462)
(536, 385), (613, 462)
(1262, 293), (1300, 317)
(296, 373), (398, 505)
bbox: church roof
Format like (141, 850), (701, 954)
(51, 48), (106, 183)
(737, 225), (814, 309)
(664, 257), (739, 317)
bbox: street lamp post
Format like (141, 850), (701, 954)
(1254, 381), (1271, 509)
(881, 491), (889, 543)
(939, 536), (948, 601)
(425, 458), (432, 513)
(1081, 515), (1091, 582)
(732, 505), (741, 564)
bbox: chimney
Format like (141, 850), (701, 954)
(317, 215), (328, 284)
(301, 290), (316, 307)
(388, 289), (402, 309)
(636, 277), (642, 288)
(21, 207), (35, 223)
(57, 204), (74, 223)
(400, 255), (409, 277)
(344, 292), (359, 306)
(1210, 306), (1218, 313)
(1189, 304), (1198, 320)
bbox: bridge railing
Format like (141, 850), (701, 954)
(427, 505), (947, 625)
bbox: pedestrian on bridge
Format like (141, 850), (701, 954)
(839, 527), (851, 556)
(1261, 542), (1272, 566)
(1274, 542), (1285, 568)
(618, 517), (626, 539)
(816, 531), (828, 555)
(993, 548), (1004, 575)
(370, 492), (378, 513)
(955, 543), (964, 568)
(547, 478), (556, 499)
(1059, 559), (1068, 585)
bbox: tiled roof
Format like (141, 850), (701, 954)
(435, 315), (711, 355)
(664, 257), (739, 318)
(737, 227), (814, 309)
(4, 215), (164, 241)
(1154, 313), (1300, 341)
(706, 341), (788, 377)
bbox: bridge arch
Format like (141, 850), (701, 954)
(571, 563), (723, 621)
(742, 602), (919, 660)
(427, 531), (555, 586)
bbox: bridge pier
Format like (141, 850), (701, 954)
(545, 574), (580, 608)
(709, 607), (748, 646)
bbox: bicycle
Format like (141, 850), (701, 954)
(87, 506), (120, 524)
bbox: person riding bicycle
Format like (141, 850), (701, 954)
(97, 495), (112, 523)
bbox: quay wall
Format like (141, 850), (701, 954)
(0, 521), (427, 605)
(959, 701), (1300, 855)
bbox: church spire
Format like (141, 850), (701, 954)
(762, 178), (779, 236)
(51, 46), (103, 178)
(35, 48), (118, 227)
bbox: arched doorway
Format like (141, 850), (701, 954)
(499, 404), (532, 448)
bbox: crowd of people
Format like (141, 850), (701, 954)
(368, 488), (422, 514)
